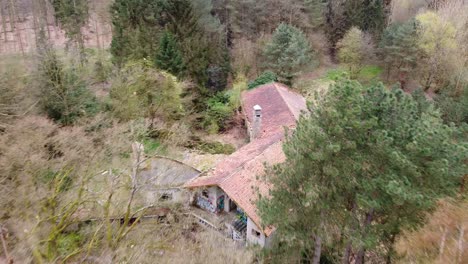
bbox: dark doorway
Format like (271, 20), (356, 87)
(229, 199), (237, 212)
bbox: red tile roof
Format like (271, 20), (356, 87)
(185, 83), (307, 236)
(242, 82), (306, 138)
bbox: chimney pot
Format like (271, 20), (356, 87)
(251, 105), (262, 140)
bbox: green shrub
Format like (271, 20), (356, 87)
(57, 232), (83, 257)
(110, 62), (184, 122)
(37, 48), (100, 125)
(248, 71), (277, 89)
(435, 85), (468, 126)
(358, 65), (383, 82)
(196, 141), (236, 155)
(203, 92), (233, 133)
(37, 170), (73, 192)
(228, 76), (248, 111)
(93, 59), (112, 83)
(325, 68), (348, 81)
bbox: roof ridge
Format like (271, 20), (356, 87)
(218, 135), (281, 187)
(273, 83), (299, 121)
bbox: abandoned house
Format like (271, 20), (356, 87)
(184, 82), (307, 247)
(140, 156), (201, 204)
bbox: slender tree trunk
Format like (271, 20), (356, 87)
(1, 2), (8, 42)
(355, 209), (375, 264)
(0, 227), (13, 264)
(312, 235), (322, 264)
(458, 225), (465, 264)
(94, 17), (101, 50)
(385, 232), (397, 264)
(31, 0), (39, 43)
(8, 0), (24, 56)
(342, 242), (352, 264)
(439, 226), (448, 259)
(41, 0), (51, 39)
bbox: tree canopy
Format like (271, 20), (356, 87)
(263, 23), (313, 85)
(337, 27), (368, 78)
(259, 78), (466, 263)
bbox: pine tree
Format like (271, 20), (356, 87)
(155, 31), (185, 77)
(36, 31), (98, 125)
(110, 0), (229, 91)
(110, 0), (164, 66)
(258, 79), (466, 263)
(379, 19), (420, 87)
(263, 23), (312, 85)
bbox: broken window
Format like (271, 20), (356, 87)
(251, 229), (261, 238)
(159, 193), (173, 201)
(202, 189), (209, 198)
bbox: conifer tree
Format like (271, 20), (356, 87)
(258, 79), (466, 263)
(379, 19), (420, 87)
(110, 0), (163, 66)
(263, 23), (312, 85)
(36, 30), (98, 125)
(155, 31), (185, 77)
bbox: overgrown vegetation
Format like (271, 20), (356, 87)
(0, 0), (467, 263)
(248, 71), (277, 90)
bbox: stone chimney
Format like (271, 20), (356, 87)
(251, 105), (262, 140)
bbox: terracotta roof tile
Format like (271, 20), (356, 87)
(241, 82), (306, 138)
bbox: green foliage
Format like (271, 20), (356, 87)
(51, 0), (89, 36)
(110, 0), (229, 91)
(92, 52), (113, 83)
(415, 11), (458, 90)
(325, 0), (385, 55)
(379, 19), (420, 79)
(345, 0), (385, 37)
(155, 30), (185, 77)
(56, 232), (84, 257)
(206, 61), (230, 92)
(226, 0), (320, 41)
(325, 68), (348, 81)
(357, 65), (383, 83)
(110, 0), (163, 65)
(227, 76), (248, 111)
(248, 71), (277, 89)
(51, 0), (89, 60)
(195, 141), (236, 155)
(203, 92), (233, 133)
(259, 79), (466, 262)
(337, 27), (368, 78)
(38, 170), (73, 192)
(37, 48), (99, 125)
(142, 138), (164, 155)
(263, 23), (313, 85)
(304, 0), (326, 29)
(0, 63), (27, 127)
(435, 85), (468, 126)
(109, 61), (184, 123)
